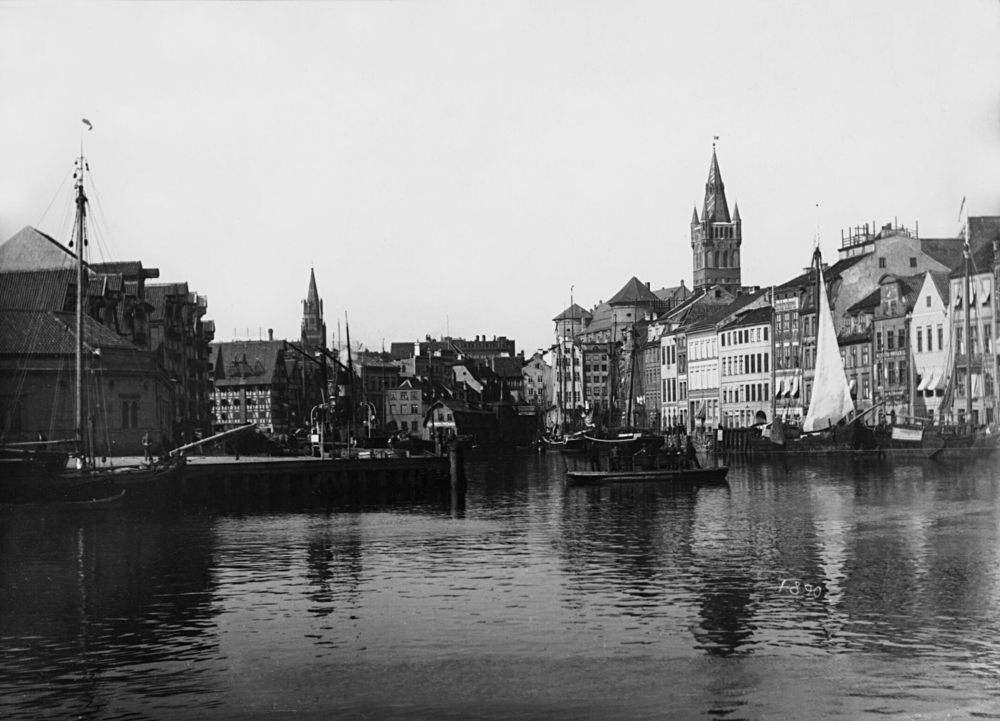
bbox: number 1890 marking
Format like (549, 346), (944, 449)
(778, 579), (826, 598)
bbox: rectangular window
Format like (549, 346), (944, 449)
(390, 404), (397, 414)
(400, 391), (407, 400)
(887, 331), (894, 351)
(937, 326), (943, 351)
(917, 328), (923, 353)
(411, 404), (418, 414)
(926, 296), (931, 308)
(888, 363), (896, 385)
(876, 332), (882, 351)
(879, 257), (886, 268)
(910, 257), (917, 268)
(898, 328), (905, 350)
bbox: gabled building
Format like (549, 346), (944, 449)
(909, 272), (950, 423)
(872, 274), (920, 424)
(210, 340), (291, 434)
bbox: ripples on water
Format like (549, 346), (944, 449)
(2, 451), (1000, 719)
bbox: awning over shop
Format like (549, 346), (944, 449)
(790, 378), (800, 398)
(917, 374), (931, 391)
(775, 378), (785, 397)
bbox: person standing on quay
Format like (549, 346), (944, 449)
(142, 431), (152, 463)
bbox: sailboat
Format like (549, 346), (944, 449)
(924, 220), (994, 457)
(0, 142), (185, 505)
(765, 248), (881, 454)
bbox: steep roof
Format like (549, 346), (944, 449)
(0, 309), (138, 355)
(947, 242), (995, 280)
(845, 288), (881, 314)
(552, 303), (592, 322)
(700, 147), (731, 224)
(306, 268), (320, 307)
(686, 288), (768, 333)
(608, 277), (660, 305)
(211, 340), (286, 387)
(0, 226), (76, 271)
(0, 269), (76, 310)
(930, 271), (950, 305)
(720, 304), (773, 330)
(919, 238), (965, 272)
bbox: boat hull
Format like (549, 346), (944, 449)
(566, 466), (729, 485)
(0, 456), (185, 505)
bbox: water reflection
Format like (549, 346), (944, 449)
(1, 451), (999, 718)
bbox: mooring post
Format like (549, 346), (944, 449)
(448, 439), (466, 492)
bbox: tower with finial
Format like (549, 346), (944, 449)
(301, 268), (327, 349)
(690, 139), (742, 294)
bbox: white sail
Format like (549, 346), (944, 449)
(803, 263), (854, 432)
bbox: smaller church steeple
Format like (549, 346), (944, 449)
(301, 268), (327, 349)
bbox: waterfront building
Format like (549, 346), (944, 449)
(945, 241), (996, 426)
(0, 226), (203, 453)
(909, 272), (950, 423)
(385, 377), (431, 435)
(658, 286), (737, 432)
(660, 329), (681, 429)
(354, 351), (401, 433)
(642, 320), (667, 429)
(552, 304), (589, 431)
(840, 289), (879, 417)
(210, 339), (291, 434)
(871, 274), (920, 425)
(522, 351), (551, 412)
(146, 282), (214, 443)
(685, 291), (770, 432)
(719, 306), (774, 428)
(691, 145), (742, 295)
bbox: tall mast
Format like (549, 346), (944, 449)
(73, 154), (88, 464)
(964, 217), (973, 423)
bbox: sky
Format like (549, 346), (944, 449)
(1, 1), (998, 357)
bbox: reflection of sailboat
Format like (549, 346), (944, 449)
(0, 146), (185, 504)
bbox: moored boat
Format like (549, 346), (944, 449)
(566, 465), (728, 485)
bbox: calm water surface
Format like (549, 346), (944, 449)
(3, 451), (1000, 719)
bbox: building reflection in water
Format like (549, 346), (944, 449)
(0, 508), (223, 718)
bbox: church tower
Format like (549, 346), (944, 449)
(301, 268), (327, 349)
(691, 144), (742, 294)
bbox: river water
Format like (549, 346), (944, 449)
(2, 451), (1000, 720)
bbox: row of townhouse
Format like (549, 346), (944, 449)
(653, 220), (999, 432)
(547, 144), (1000, 434)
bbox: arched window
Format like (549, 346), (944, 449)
(723, 251), (729, 267)
(733, 250), (739, 266)
(121, 401), (130, 429)
(705, 251), (711, 268)
(130, 401), (138, 429)
(714, 251), (720, 267)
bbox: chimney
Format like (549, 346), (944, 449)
(268, 328), (273, 341)
(646, 281), (651, 290)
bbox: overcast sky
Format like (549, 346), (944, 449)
(2, 1), (998, 356)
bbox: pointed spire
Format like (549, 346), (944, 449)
(691, 205), (699, 225)
(702, 146), (731, 223)
(733, 202), (741, 222)
(307, 267), (320, 307)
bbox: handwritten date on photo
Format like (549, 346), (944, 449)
(777, 579), (826, 598)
